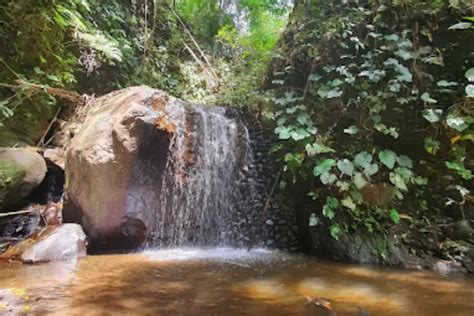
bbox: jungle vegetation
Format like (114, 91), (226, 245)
(0, 0), (472, 252)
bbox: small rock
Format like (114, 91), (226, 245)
(0, 148), (47, 209)
(265, 219), (274, 226)
(432, 260), (467, 275)
(21, 224), (87, 263)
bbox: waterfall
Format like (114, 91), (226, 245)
(150, 102), (257, 247)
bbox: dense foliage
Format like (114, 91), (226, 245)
(0, 0), (290, 144)
(264, 0), (473, 240)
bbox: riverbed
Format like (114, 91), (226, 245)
(0, 248), (473, 315)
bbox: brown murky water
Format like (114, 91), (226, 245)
(0, 248), (473, 315)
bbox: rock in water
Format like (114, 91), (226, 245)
(0, 148), (47, 209)
(21, 224), (86, 263)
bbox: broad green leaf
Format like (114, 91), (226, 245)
(379, 149), (396, 169)
(33, 67), (44, 74)
(313, 159), (336, 177)
(327, 89), (343, 99)
(275, 126), (292, 139)
(290, 129), (310, 141)
(297, 113), (311, 125)
(341, 196), (356, 210)
(449, 22), (472, 30)
(396, 49), (412, 61)
(422, 109), (442, 123)
(322, 204), (335, 219)
(414, 176), (428, 185)
(437, 80), (458, 88)
(305, 143), (335, 156)
(330, 224), (341, 240)
(327, 196), (339, 209)
(308, 74), (322, 81)
(343, 125), (359, 135)
(466, 84), (474, 97)
(336, 180), (350, 191)
(337, 159), (354, 176)
(396, 155), (413, 168)
(389, 209), (400, 224)
(424, 137), (440, 155)
(317, 87), (330, 99)
(354, 151), (373, 168)
(447, 115), (468, 132)
(421, 92), (437, 104)
(363, 163), (379, 176)
(390, 172), (408, 191)
(320, 172), (337, 185)
(354, 172), (367, 189)
(466, 68), (474, 81)
(383, 34), (399, 41)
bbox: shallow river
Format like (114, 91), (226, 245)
(0, 248), (473, 315)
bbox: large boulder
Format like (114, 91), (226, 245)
(0, 147), (47, 209)
(21, 224), (86, 263)
(64, 86), (177, 248)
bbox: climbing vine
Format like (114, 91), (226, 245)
(266, 0), (473, 239)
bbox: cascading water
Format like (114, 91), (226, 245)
(150, 101), (257, 247)
(66, 87), (298, 250)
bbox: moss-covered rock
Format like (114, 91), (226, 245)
(0, 148), (47, 210)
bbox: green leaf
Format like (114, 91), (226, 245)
(447, 115), (468, 132)
(354, 172), (367, 189)
(390, 172), (408, 191)
(47, 75), (60, 82)
(313, 159), (336, 177)
(424, 137), (440, 155)
(341, 196), (356, 210)
(322, 205), (335, 219)
(309, 213), (320, 227)
(327, 89), (343, 99)
(396, 155), (413, 168)
(422, 109), (442, 123)
(414, 176), (428, 185)
(275, 126), (292, 140)
(449, 22), (472, 30)
(290, 129), (310, 141)
(396, 49), (412, 61)
(337, 159), (354, 176)
(389, 209), (400, 224)
(343, 125), (359, 135)
(437, 80), (458, 88)
(308, 74), (322, 81)
(320, 172), (337, 185)
(363, 163), (379, 177)
(466, 68), (474, 82)
(305, 143), (335, 156)
(330, 224), (341, 240)
(383, 34), (399, 41)
(379, 149), (396, 169)
(466, 84), (474, 97)
(33, 67), (44, 74)
(354, 151), (373, 168)
(421, 92), (437, 104)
